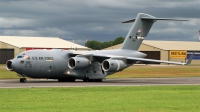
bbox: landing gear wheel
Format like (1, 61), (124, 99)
(95, 79), (102, 82)
(58, 78), (76, 82)
(69, 78), (75, 82)
(88, 79), (94, 82)
(58, 79), (63, 82)
(83, 78), (102, 82)
(83, 78), (88, 82)
(20, 78), (27, 83)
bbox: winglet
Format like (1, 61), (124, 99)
(185, 52), (195, 65)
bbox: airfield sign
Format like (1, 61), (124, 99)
(170, 50), (187, 58)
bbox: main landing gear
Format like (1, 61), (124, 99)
(20, 78), (27, 83)
(83, 78), (102, 82)
(58, 78), (76, 82)
(58, 78), (103, 82)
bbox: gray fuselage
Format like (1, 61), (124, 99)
(10, 49), (146, 79)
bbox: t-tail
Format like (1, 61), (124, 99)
(120, 13), (188, 50)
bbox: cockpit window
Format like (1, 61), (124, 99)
(23, 55), (30, 59)
(17, 56), (22, 58)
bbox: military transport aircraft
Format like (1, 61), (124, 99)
(6, 13), (193, 83)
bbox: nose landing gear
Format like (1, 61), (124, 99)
(20, 78), (27, 83)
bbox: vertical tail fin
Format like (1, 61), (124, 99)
(120, 13), (187, 50)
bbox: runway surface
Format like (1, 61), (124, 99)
(0, 77), (200, 88)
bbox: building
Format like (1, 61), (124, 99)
(0, 36), (90, 64)
(104, 40), (200, 64)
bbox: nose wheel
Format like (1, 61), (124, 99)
(20, 78), (27, 83)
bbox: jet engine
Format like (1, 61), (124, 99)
(6, 60), (13, 71)
(102, 59), (126, 72)
(68, 57), (90, 69)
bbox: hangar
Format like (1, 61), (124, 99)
(0, 36), (90, 64)
(104, 40), (200, 64)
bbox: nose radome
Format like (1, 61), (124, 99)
(6, 59), (18, 71)
(11, 59), (18, 71)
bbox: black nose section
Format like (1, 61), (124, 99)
(6, 60), (13, 71)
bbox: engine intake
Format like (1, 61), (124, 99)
(68, 57), (90, 69)
(102, 59), (126, 72)
(6, 60), (13, 71)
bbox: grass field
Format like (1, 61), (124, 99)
(0, 67), (19, 79)
(0, 65), (200, 79)
(0, 65), (199, 111)
(107, 65), (200, 78)
(0, 86), (199, 112)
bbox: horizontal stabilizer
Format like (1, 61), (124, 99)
(122, 18), (188, 23)
(141, 17), (188, 21)
(122, 19), (136, 23)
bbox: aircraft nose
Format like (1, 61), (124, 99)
(6, 59), (18, 71)
(6, 60), (13, 71)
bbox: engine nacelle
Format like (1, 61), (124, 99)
(68, 57), (90, 69)
(102, 59), (126, 72)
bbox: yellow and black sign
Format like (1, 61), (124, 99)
(170, 50), (187, 58)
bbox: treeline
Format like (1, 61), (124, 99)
(85, 37), (125, 50)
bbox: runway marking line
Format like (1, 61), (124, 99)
(0, 84), (200, 89)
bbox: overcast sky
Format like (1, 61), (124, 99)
(0, 0), (200, 45)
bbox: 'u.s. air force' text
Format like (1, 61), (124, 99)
(32, 57), (54, 60)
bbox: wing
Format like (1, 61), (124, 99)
(127, 57), (186, 65)
(69, 51), (194, 65)
(128, 52), (194, 65)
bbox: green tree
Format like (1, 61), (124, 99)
(113, 37), (125, 45)
(86, 40), (102, 50)
(86, 37), (125, 50)
(101, 41), (113, 49)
